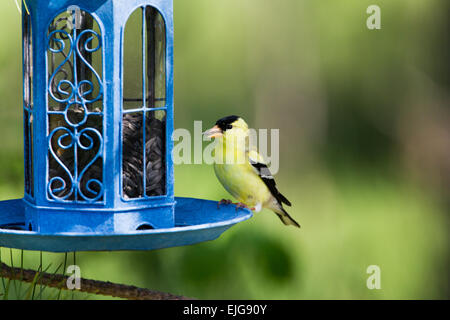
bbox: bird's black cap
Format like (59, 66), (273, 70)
(215, 115), (240, 132)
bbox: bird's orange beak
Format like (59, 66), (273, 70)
(203, 125), (223, 138)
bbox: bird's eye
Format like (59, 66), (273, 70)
(226, 124), (232, 130)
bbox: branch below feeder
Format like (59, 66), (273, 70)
(0, 262), (192, 300)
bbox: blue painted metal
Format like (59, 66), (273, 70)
(0, 198), (253, 252)
(0, 0), (253, 251)
(20, 0), (176, 233)
(47, 14), (105, 204)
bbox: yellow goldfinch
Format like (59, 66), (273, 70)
(203, 115), (300, 228)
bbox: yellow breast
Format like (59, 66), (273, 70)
(213, 142), (272, 207)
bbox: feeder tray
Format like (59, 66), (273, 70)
(0, 198), (252, 252)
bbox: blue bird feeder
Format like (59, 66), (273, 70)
(0, 0), (252, 252)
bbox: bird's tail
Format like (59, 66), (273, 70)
(275, 206), (301, 228)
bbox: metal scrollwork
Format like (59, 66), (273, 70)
(47, 10), (104, 203)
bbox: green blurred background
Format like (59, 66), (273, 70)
(0, 0), (449, 299)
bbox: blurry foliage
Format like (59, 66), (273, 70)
(0, 0), (449, 299)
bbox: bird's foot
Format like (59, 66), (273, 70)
(217, 199), (233, 209)
(217, 199), (251, 211)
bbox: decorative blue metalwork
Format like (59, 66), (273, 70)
(47, 9), (104, 203)
(47, 126), (104, 202)
(11, 0), (178, 233)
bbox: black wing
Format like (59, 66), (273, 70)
(249, 160), (291, 207)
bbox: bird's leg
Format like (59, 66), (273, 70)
(217, 199), (233, 209)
